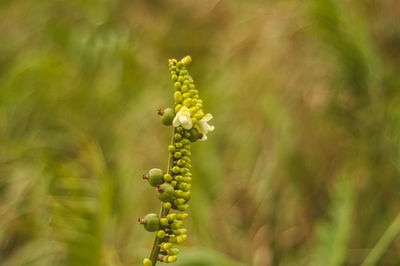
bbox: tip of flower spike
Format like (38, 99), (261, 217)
(180, 56), (192, 66)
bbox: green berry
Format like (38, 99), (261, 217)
(160, 108), (175, 126)
(157, 183), (175, 202)
(139, 213), (160, 232)
(188, 128), (200, 142)
(143, 258), (152, 266)
(144, 168), (164, 187)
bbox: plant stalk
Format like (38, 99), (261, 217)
(149, 128), (176, 265)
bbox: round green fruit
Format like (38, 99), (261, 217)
(139, 213), (160, 232)
(160, 108), (175, 126)
(157, 183), (175, 202)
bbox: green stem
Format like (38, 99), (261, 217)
(149, 128), (176, 265)
(362, 212), (400, 266)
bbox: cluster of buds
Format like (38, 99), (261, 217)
(139, 56), (214, 265)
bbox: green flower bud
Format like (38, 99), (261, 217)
(138, 213), (160, 232)
(182, 92), (191, 99)
(160, 108), (175, 126)
(183, 98), (192, 107)
(183, 80), (190, 85)
(174, 198), (185, 205)
(157, 230), (166, 238)
(174, 91), (182, 103)
(171, 180), (177, 187)
(172, 75), (178, 82)
(168, 145), (176, 153)
(178, 76), (184, 83)
(182, 156), (191, 163)
(167, 213), (177, 222)
(169, 235), (177, 243)
(188, 128), (200, 142)
(175, 228), (187, 235)
(177, 159), (186, 167)
(161, 242), (172, 250)
(182, 191), (191, 201)
(175, 175), (183, 182)
(182, 139), (190, 145)
(157, 183), (175, 202)
(177, 204), (189, 211)
(177, 62), (183, 68)
(174, 152), (182, 159)
(175, 104), (182, 113)
(177, 213), (189, 220)
(171, 220), (183, 229)
(172, 166), (180, 174)
(181, 85), (188, 92)
(168, 248), (180, 255)
(174, 190), (183, 197)
(176, 235), (187, 244)
(168, 255), (178, 263)
(174, 82), (181, 90)
(189, 84), (195, 90)
(160, 218), (169, 227)
(181, 56), (192, 66)
(143, 168), (164, 187)
(176, 126), (183, 132)
(143, 258), (152, 266)
(180, 167), (188, 174)
(163, 174), (172, 182)
(175, 142), (183, 149)
(163, 202), (172, 209)
(174, 133), (182, 141)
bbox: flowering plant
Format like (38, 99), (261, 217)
(139, 56), (214, 265)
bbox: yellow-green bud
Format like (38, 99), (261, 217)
(181, 56), (192, 66)
(174, 82), (181, 90)
(163, 202), (172, 209)
(176, 234), (187, 244)
(143, 258), (152, 266)
(157, 230), (166, 238)
(160, 218), (169, 226)
(174, 91), (182, 103)
(168, 255), (178, 263)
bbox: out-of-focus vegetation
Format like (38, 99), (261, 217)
(1, 0), (400, 265)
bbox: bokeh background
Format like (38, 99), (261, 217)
(1, 0), (400, 265)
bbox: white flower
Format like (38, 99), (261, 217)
(198, 113), (215, 141)
(173, 106), (193, 129)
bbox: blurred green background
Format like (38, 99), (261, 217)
(1, 0), (400, 265)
